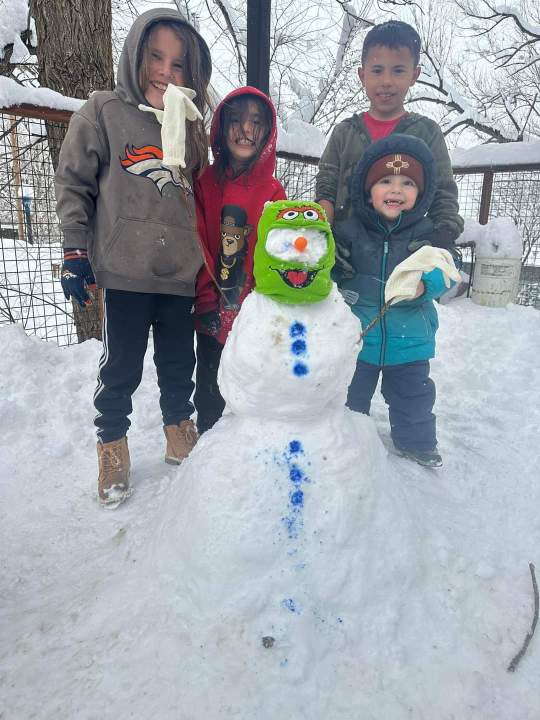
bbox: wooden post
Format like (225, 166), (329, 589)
(9, 117), (25, 242)
(247, 0), (271, 94)
(479, 170), (494, 225)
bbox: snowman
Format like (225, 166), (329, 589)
(155, 201), (401, 709)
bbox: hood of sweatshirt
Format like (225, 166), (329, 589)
(350, 133), (437, 232)
(209, 86), (279, 182)
(115, 7), (212, 108)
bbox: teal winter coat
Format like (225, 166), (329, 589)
(333, 135), (457, 367)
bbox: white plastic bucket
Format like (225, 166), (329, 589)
(471, 256), (521, 307)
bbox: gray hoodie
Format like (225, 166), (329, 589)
(55, 8), (212, 296)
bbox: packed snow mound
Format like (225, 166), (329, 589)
(1, 298), (540, 719)
(154, 411), (405, 718)
(461, 217), (522, 258)
(218, 287), (360, 417)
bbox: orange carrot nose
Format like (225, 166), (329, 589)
(294, 236), (308, 252)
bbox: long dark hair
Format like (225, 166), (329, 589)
(139, 20), (211, 174)
(214, 94), (272, 184)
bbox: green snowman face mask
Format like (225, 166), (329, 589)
(253, 200), (335, 304)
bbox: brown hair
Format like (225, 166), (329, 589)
(138, 20), (211, 174)
(214, 94), (272, 184)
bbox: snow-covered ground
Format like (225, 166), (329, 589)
(1, 297), (539, 719)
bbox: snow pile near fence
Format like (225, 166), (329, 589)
(0, 0), (32, 63)
(277, 117), (326, 157)
(0, 76), (84, 112)
(461, 217), (523, 258)
(451, 140), (540, 168)
(1, 297), (539, 719)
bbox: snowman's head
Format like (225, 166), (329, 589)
(253, 200), (335, 304)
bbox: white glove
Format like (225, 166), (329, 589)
(384, 245), (461, 305)
(139, 85), (202, 169)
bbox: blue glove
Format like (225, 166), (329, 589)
(61, 249), (97, 308)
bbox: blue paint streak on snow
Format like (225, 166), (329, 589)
(282, 460), (309, 539)
(289, 321), (309, 377)
(284, 510), (302, 538)
(291, 338), (307, 355)
(290, 321), (306, 338)
(289, 464), (304, 484)
(281, 597), (299, 613)
(293, 361), (309, 376)
(277, 438), (311, 624)
(289, 440), (303, 455)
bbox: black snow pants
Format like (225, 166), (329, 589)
(347, 359), (437, 452)
(193, 331), (225, 434)
(94, 289), (195, 443)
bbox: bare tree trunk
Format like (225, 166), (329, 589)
(31, 0), (114, 341)
(31, 0), (114, 165)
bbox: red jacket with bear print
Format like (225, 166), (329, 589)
(194, 86), (286, 345)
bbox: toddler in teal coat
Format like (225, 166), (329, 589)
(334, 134), (460, 467)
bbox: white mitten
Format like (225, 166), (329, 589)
(138, 85), (202, 168)
(384, 245), (461, 305)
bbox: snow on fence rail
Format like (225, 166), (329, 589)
(0, 104), (539, 347)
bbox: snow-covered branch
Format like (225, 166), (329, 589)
(459, 1), (540, 70)
(210, 0), (247, 75)
(289, 3), (366, 125)
(0, 0), (36, 79)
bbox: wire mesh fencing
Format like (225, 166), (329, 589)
(489, 171), (540, 308)
(1, 105), (539, 348)
(0, 110), (101, 345)
(276, 153), (319, 201)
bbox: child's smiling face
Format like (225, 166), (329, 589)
(358, 45), (420, 120)
(142, 26), (186, 109)
(369, 174), (419, 221)
(225, 100), (266, 167)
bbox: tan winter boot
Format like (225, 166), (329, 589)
(97, 437), (132, 507)
(163, 419), (199, 465)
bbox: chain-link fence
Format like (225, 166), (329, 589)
(1, 105), (539, 347)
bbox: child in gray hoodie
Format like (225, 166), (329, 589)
(55, 8), (211, 507)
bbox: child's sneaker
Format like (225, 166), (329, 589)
(395, 446), (443, 468)
(164, 419), (199, 464)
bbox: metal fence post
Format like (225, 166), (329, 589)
(247, 0), (271, 94)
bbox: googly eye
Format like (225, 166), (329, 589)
(282, 210), (299, 220)
(303, 209), (319, 221)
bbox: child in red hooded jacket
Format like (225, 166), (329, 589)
(194, 87), (286, 433)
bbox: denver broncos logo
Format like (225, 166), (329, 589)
(119, 145), (193, 196)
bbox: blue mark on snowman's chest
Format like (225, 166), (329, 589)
(279, 439), (309, 618)
(281, 440), (309, 541)
(289, 321), (309, 376)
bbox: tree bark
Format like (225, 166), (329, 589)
(31, 0), (114, 166)
(31, 0), (114, 341)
